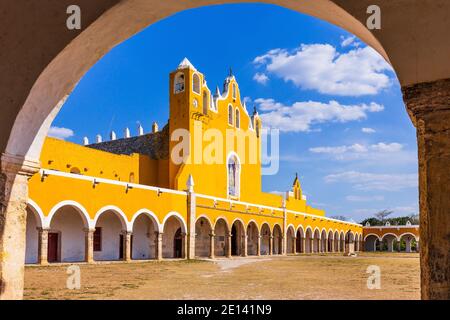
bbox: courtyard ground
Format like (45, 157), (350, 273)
(24, 252), (420, 300)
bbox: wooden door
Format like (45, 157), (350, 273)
(48, 233), (59, 263)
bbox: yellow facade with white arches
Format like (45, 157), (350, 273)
(26, 60), (362, 263)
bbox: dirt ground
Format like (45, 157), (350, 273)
(24, 252), (420, 300)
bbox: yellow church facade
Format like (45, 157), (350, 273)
(25, 59), (362, 264)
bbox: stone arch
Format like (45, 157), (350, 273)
(25, 201), (44, 264)
(131, 210), (160, 260)
(286, 225), (295, 254)
(334, 230), (340, 252)
(364, 234), (381, 252)
(195, 215), (213, 258)
(320, 229), (327, 253)
(214, 217), (230, 257)
(260, 223), (271, 255)
(272, 224), (283, 255)
(313, 228), (321, 253)
(246, 220), (259, 256)
(47, 202), (89, 263)
(231, 218), (246, 256)
(296, 225), (305, 253)
(327, 230), (334, 252)
(304, 226), (313, 254)
(47, 200), (91, 229)
(381, 233), (400, 252)
(162, 213), (186, 259)
(399, 232), (418, 252)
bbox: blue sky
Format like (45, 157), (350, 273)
(50, 3), (418, 222)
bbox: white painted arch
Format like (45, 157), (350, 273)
(130, 209), (162, 233)
(93, 205), (130, 232)
(196, 215), (214, 231)
(246, 219), (260, 234)
(27, 199), (45, 228)
(364, 233), (382, 242)
(162, 211), (187, 233)
(381, 232), (400, 242)
(46, 200), (92, 229)
(399, 232), (419, 242)
(213, 216), (230, 232)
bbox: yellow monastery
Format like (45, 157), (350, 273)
(25, 59), (363, 264)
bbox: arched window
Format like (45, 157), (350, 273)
(174, 73), (185, 93)
(228, 105), (233, 125)
(227, 154), (240, 198)
(232, 83), (237, 99)
(192, 73), (200, 94)
(203, 91), (208, 115)
(235, 109), (240, 128)
(129, 172), (135, 183)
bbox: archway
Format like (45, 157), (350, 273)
(364, 234), (380, 252)
(272, 224), (282, 255)
(296, 227), (304, 253)
(94, 209), (128, 261)
(313, 229), (320, 253)
(334, 231), (339, 252)
(246, 221), (259, 256)
(48, 204), (89, 263)
(320, 229), (327, 253)
(286, 226), (295, 254)
(345, 231), (355, 253)
(25, 204), (43, 264)
(195, 217), (213, 258)
(260, 223), (271, 255)
(327, 230), (334, 253)
(339, 232), (345, 252)
(399, 233), (418, 253)
(231, 220), (245, 256)
(214, 218), (229, 257)
(131, 212), (158, 260)
(304, 228), (313, 254)
(163, 215), (186, 259)
(381, 234), (399, 252)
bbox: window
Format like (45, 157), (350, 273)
(94, 228), (102, 251)
(228, 105), (233, 125)
(227, 154), (240, 198)
(174, 73), (185, 93)
(232, 83), (237, 99)
(203, 91), (208, 115)
(235, 109), (240, 128)
(193, 73), (200, 94)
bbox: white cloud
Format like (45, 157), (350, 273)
(253, 72), (269, 85)
(340, 36), (356, 47)
(346, 195), (385, 202)
(256, 98), (384, 132)
(254, 44), (393, 96)
(47, 126), (74, 140)
(362, 127), (376, 134)
(324, 171), (418, 191)
(310, 142), (403, 156)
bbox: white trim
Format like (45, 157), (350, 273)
(327, 229), (334, 239)
(272, 223), (282, 234)
(93, 205), (130, 232)
(380, 232), (400, 241)
(196, 215), (214, 230)
(305, 225), (313, 237)
(40, 169), (187, 196)
(27, 199), (45, 228)
(231, 217), (245, 228)
(162, 211), (187, 233)
(364, 233), (382, 241)
(296, 225), (305, 236)
(245, 219), (259, 235)
(213, 216), (230, 233)
(286, 224), (296, 234)
(260, 222), (271, 235)
(130, 209), (161, 233)
(313, 227), (321, 239)
(363, 225), (419, 229)
(47, 200), (92, 229)
(398, 232), (419, 242)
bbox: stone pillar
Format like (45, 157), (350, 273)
(405, 238), (412, 253)
(387, 238), (394, 252)
(155, 231), (163, 260)
(209, 233), (215, 259)
(282, 205), (287, 256)
(302, 238), (306, 254)
(226, 233), (232, 258)
(84, 228), (95, 263)
(37, 228), (49, 265)
(242, 233), (248, 257)
(324, 238), (328, 253)
(122, 231), (132, 262)
(293, 237), (297, 254)
(256, 235), (261, 256)
(186, 179), (196, 260)
(269, 236), (273, 255)
(403, 78), (450, 299)
(0, 154), (40, 300)
(182, 232), (188, 259)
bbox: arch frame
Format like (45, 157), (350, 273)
(161, 211), (188, 234)
(130, 209), (162, 233)
(364, 233), (382, 242)
(381, 232), (401, 242)
(27, 199), (45, 228)
(399, 232), (419, 242)
(46, 200), (92, 229)
(93, 205), (130, 232)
